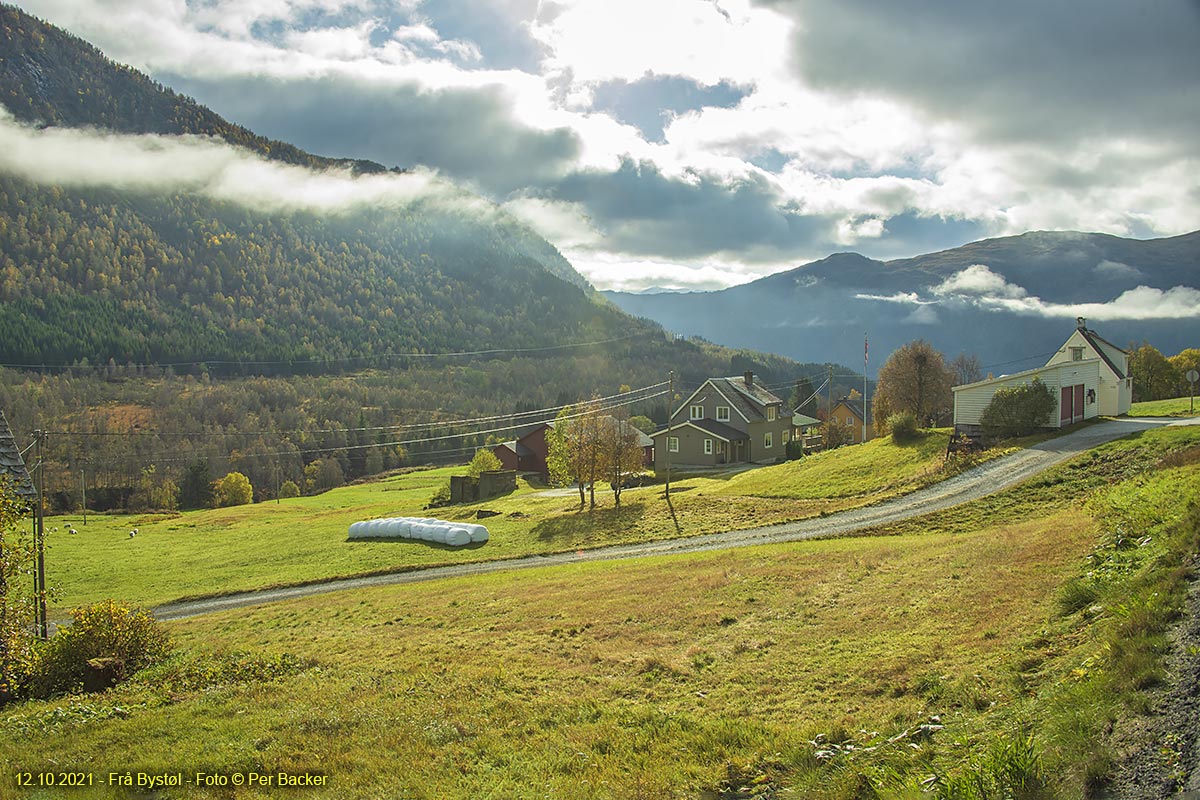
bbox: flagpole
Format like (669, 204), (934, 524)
(863, 334), (868, 444)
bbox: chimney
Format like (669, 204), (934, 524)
(743, 370), (753, 388)
(1076, 316), (1087, 331)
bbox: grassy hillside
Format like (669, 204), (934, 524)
(4, 426), (1198, 797)
(43, 429), (987, 611)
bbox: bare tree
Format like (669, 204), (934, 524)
(950, 352), (983, 386)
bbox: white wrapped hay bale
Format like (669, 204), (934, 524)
(347, 516), (487, 547)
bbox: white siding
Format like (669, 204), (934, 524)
(953, 360), (1101, 428)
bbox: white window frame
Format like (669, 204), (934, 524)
(716, 406), (730, 422)
(764, 432), (773, 449)
(767, 406), (776, 421)
(704, 439), (713, 455)
(1071, 346), (1085, 361)
(782, 430), (790, 443)
(689, 405), (704, 420)
(668, 436), (679, 453)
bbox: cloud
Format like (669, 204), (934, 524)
(14, 0), (1200, 294)
(1094, 260), (1145, 280)
(0, 106), (478, 215)
(927, 264), (1200, 320)
(933, 265), (1028, 299)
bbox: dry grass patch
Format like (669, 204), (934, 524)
(2, 510), (1096, 799)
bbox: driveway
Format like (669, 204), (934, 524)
(155, 416), (1197, 621)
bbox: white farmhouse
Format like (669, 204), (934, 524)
(953, 319), (1132, 434)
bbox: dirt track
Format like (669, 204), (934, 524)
(155, 416), (1196, 622)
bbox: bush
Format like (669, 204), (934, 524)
(30, 600), (171, 697)
(980, 379), (1056, 439)
(466, 448), (503, 478)
(213, 471), (253, 507)
(278, 480), (300, 499)
(888, 411), (919, 442)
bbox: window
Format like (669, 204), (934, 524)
(845, 417), (853, 427)
(764, 432), (773, 449)
(767, 406), (776, 421)
(1071, 347), (1084, 361)
(716, 406), (730, 422)
(704, 439), (713, 455)
(690, 405), (704, 420)
(668, 436), (679, 453)
(782, 430), (790, 443)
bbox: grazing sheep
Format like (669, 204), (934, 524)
(68, 528), (78, 535)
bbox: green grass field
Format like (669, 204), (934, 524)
(3, 426), (1198, 798)
(1130, 396), (1197, 417)
(42, 429), (989, 611)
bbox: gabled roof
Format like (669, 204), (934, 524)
(834, 397), (872, 425)
(1077, 327), (1128, 380)
(0, 410), (35, 498)
(651, 419), (750, 442)
(718, 375), (784, 409)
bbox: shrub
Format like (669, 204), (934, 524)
(278, 480), (300, 499)
(466, 448), (503, 478)
(213, 471), (253, 507)
(980, 379), (1056, 439)
(30, 600), (171, 697)
(888, 411), (919, 442)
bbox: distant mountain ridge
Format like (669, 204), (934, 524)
(605, 230), (1200, 371)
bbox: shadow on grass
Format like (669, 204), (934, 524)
(344, 537), (489, 552)
(532, 502), (648, 542)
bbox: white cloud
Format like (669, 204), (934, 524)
(933, 265), (1028, 299)
(0, 106), (471, 215)
(928, 264), (1200, 320)
(1093, 260), (1144, 280)
(529, 0), (793, 87)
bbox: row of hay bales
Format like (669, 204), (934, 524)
(347, 517), (489, 547)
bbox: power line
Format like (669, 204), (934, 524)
(47, 381), (671, 440)
(64, 390), (670, 469)
(0, 332), (650, 373)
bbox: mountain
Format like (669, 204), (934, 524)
(0, 4), (608, 369)
(605, 230), (1200, 372)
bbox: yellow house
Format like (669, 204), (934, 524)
(829, 396), (872, 445)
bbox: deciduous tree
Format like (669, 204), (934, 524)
(872, 340), (954, 433)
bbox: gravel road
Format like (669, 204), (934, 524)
(154, 416), (1196, 622)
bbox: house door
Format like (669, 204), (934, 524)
(1060, 387), (1073, 424)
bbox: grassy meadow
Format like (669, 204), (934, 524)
(43, 429), (972, 611)
(1130, 395), (1197, 417)
(5, 425), (1198, 798)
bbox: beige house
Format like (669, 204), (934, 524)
(1043, 319), (1132, 416)
(651, 372), (793, 468)
(952, 319), (1129, 433)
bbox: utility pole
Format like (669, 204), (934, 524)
(827, 365), (833, 422)
(665, 370), (674, 501)
(80, 462), (87, 526)
(33, 430), (47, 639)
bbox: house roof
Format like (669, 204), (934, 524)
(1077, 327), (1128, 380)
(708, 376), (783, 422)
(792, 413), (821, 427)
(495, 440), (535, 458)
(651, 418), (750, 442)
(0, 410), (35, 498)
(834, 397), (872, 425)
(953, 358), (1101, 392)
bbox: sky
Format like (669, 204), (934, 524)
(15, 0), (1200, 292)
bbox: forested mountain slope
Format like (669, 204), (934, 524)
(0, 3), (599, 369)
